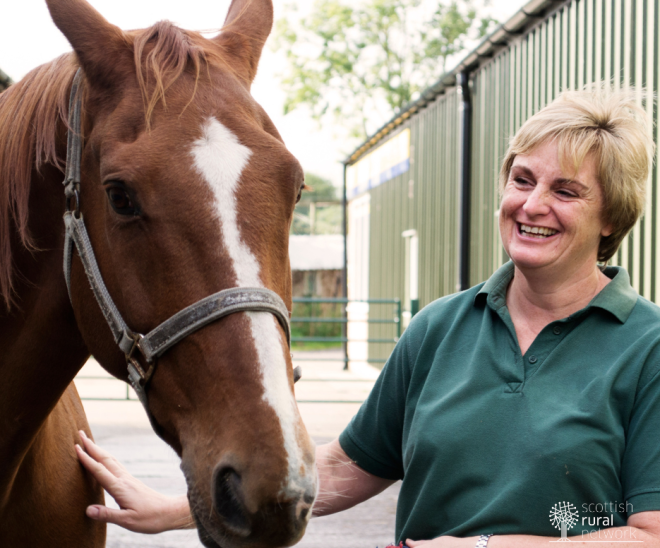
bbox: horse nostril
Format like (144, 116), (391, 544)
(212, 466), (251, 536)
(294, 488), (316, 523)
(303, 492), (316, 505)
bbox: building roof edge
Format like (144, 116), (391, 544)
(343, 0), (568, 166)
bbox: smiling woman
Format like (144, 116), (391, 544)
(500, 143), (610, 280)
(77, 86), (660, 548)
(496, 89), (654, 356)
(499, 88), (651, 265)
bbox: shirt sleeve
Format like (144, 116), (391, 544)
(338, 321), (416, 481)
(622, 359), (660, 515)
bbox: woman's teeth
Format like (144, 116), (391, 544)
(519, 223), (558, 238)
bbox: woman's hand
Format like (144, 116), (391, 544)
(75, 430), (195, 533)
(407, 537), (478, 547)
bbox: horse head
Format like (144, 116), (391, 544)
(44, 0), (316, 545)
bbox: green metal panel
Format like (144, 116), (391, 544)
(367, 90), (461, 363)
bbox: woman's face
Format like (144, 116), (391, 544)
(499, 140), (612, 276)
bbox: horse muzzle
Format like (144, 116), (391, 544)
(188, 460), (317, 548)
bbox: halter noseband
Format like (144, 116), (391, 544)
(62, 69), (297, 435)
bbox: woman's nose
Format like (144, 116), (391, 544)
(523, 186), (551, 216)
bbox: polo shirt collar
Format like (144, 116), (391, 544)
(475, 262), (638, 323)
(475, 262), (514, 310)
(590, 265), (638, 323)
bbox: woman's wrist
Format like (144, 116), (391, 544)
(475, 534), (492, 547)
(166, 494), (196, 530)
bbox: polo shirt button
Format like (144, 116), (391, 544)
(529, 355), (538, 364)
(553, 326), (561, 335)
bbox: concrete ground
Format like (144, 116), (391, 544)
(76, 350), (400, 548)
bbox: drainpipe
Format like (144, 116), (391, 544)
(457, 71), (471, 291)
(342, 162), (348, 370)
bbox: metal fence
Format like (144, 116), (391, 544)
(292, 297), (401, 365)
(76, 297), (400, 404)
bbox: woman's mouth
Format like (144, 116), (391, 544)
(518, 223), (558, 239)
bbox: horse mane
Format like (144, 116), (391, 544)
(0, 21), (226, 310)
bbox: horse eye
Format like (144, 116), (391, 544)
(296, 184), (305, 204)
(106, 185), (138, 216)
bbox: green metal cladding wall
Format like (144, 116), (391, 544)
(363, 0), (660, 364)
(368, 89), (461, 363)
(470, 0), (659, 297)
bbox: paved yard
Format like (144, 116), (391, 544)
(77, 351), (400, 548)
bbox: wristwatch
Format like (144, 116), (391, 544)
(475, 534), (493, 547)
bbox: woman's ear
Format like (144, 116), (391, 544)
(601, 222), (614, 238)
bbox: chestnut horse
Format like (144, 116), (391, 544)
(0, 0), (317, 546)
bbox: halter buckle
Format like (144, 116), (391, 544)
(125, 333), (154, 387)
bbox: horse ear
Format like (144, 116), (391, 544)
(45, 0), (130, 88)
(214, 0), (273, 85)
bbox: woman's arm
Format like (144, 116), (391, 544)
(313, 438), (395, 517)
(76, 432), (393, 532)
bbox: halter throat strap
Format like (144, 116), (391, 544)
(61, 69), (294, 431)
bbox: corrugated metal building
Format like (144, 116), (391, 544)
(344, 0), (659, 364)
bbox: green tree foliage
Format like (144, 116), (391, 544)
(292, 173), (342, 235)
(302, 173), (338, 202)
(274, 0), (497, 140)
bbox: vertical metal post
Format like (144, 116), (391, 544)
(396, 299), (402, 340)
(342, 162), (349, 369)
(457, 72), (472, 291)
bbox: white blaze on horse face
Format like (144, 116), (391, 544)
(190, 118), (260, 287)
(190, 117), (314, 499)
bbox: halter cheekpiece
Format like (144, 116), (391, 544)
(62, 69), (296, 433)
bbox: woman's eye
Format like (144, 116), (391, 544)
(106, 185), (139, 216)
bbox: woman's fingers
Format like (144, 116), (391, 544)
(75, 444), (120, 492)
(78, 430), (126, 477)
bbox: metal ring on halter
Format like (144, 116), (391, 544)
(65, 189), (81, 218)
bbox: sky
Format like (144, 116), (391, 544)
(0, 0), (522, 188)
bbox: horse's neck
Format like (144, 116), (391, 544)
(0, 163), (89, 497)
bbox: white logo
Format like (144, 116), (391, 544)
(549, 501), (579, 541)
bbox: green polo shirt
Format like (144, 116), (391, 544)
(339, 262), (660, 542)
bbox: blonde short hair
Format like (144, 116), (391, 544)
(499, 86), (655, 263)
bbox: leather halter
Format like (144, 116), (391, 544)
(62, 69), (297, 434)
